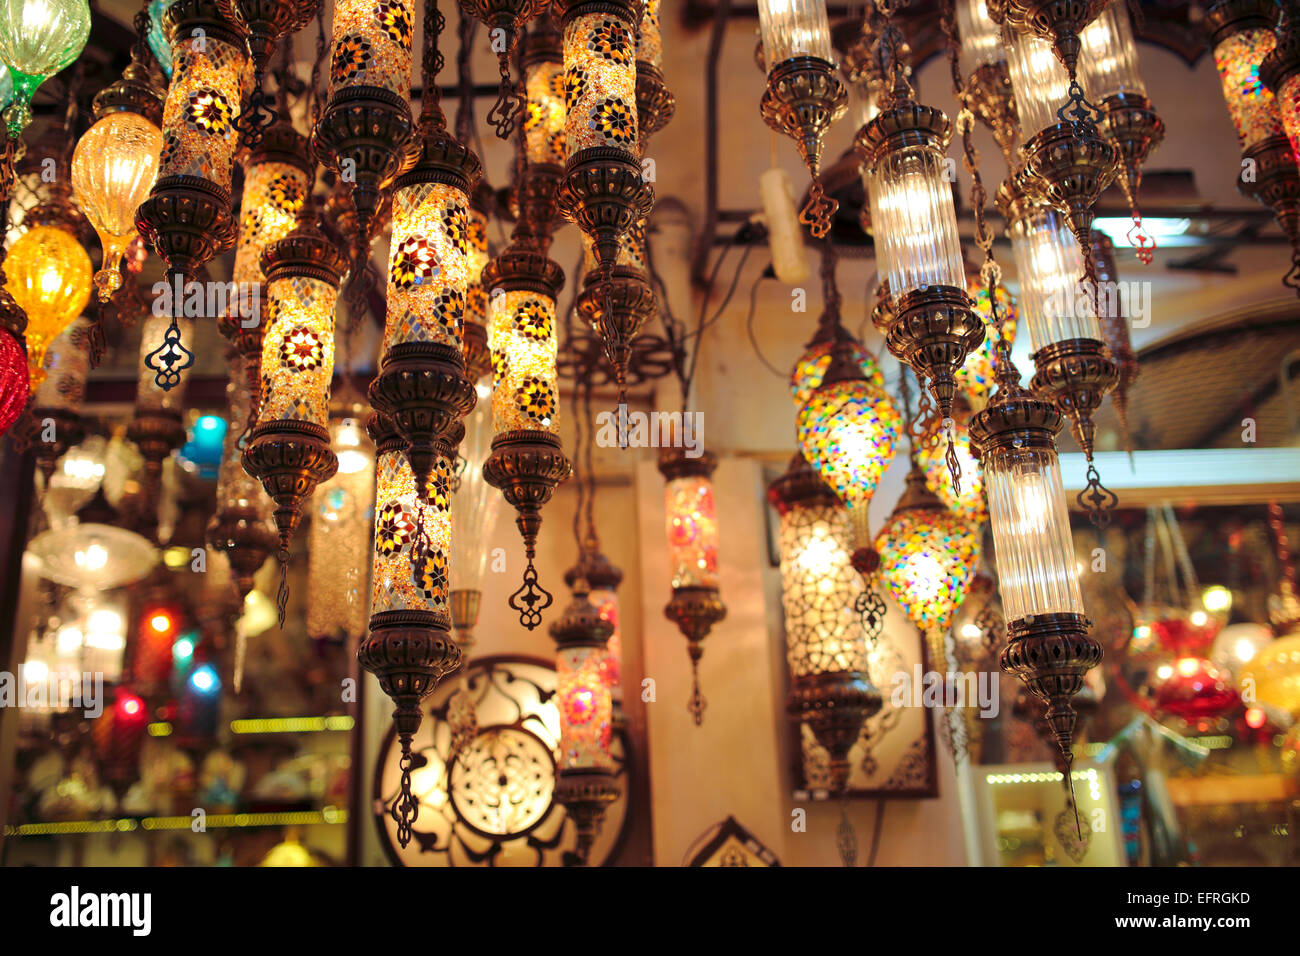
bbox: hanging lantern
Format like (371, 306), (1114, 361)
(768, 452), (882, 795)
(917, 413), (986, 525)
(634, 0), (674, 149)
(360, 411), (462, 849)
(658, 446), (724, 726)
(242, 218), (349, 623)
(313, 0), (414, 259)
(756, 0), (846, 237)
(796, 330), (903, 575)
(1090, 230), (1139, 452)
(998, 173), (1118, 524)
(790, 334), (884, 409)
(22, 317), (90, 482)
(1242, 632), (1300, 718)
(576, 222), (656, 397)
(995, 2), (1120, 278)
(956, 278), (1018, 411)
(135, 0), (247, 388)
(955, 0), (1019, 162)
(555, 0), (653, 272)
(462, 184), (495, 381)
(1154, 655), (1240, 725)
(514, 13), (565, 252)
(70, 8), (166, 301)
(549, 576), (617, 867)
(968, 350), (1101, 775)
(858, 71), (986, 457)
(0, 0), (91, 134)
(481, 245), (570, 630)
(6, 221), (92, 386)
(874, 461), (981, 672)
(1080, 0), (1163, 262)
(127, 312), (192, 540)
(215, 0), (316, 140)
(206, 348), (276, 602)
(306, 408), (376, 643)
(458, 1), (546, 138)
(147, 0), (177, 75)
(0, 304), (28, 436)
(1252, 2), (1300, 294)
(369, 69), (482, 514)
(566, 544), (625, 727)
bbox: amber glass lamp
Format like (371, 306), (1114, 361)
(71, 6), (165, 300)
(5, 223), (92, 385)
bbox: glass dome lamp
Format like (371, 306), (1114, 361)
(28, 519), (157, 591)
(71, 6), (167, 301)
(997, 172), (1118, 526)
(5, 221), (92, 385)
(41, 432), (106, 526)
(755, 0), (846, 238)
(955, 0), (1020, 163)
(768, 452), (883, 795)
(857, 68), (985, 482)
(1079, 0), (1164, 262)
(1242, 631), (1300, 718)
(0, 0), (91, 135)
(968, 344), (1101, 779)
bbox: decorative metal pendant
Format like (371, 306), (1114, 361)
(457, 0), (547, 138)
(216, 0), (316, 143)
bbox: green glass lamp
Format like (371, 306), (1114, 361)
(0, 0), (92, 135)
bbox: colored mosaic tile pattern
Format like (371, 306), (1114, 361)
(488, 289), (560, 434)
(875, 506), (980, 642)
(557, 645), (614, 771)
(665, 474), (719, 589)
(158, 37), (245, 191)
(916, 421), (987, 525)
(1213, 29), (1284, 150)
(328, 0), (414, 97)
(795, 378), (901, 510)
(384, 181), (470, 353)
(638, 0), (663, 68)
(232, 161), (309, 287)
(259, 275), (338, 426)
(525, 58), (566, 165)
(956, 281), (1017, 409)
(564, 12), (639, 155)
(789, 339), (884, 409)
(581, 218), (647, 274)
(369, 447), (452, 615)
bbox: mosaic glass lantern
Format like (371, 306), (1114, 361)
(556, 0), (653, 285)
(315, 0), (414, 253)
(858, 73), (985, 452)
(135, 0), (247, 387)
(242, 220), (349, 623)
(969, 351), (1101, 773)
(789, 336), (884, 409)
(462, 186), (495, 381)
(515, 14), (565, 253)
(481, 246), (570, 630)
(549, 575), (618, 866)
(0, 0), (91, 134)
(659, 447), (725, 726)
(917, 416), (986, 525)
(360, 412), (461, 849)
(71, 10), (166, 301)
(874, 462), (981, 671)
(957, 279), (1019, 411)
(306, 409), (375, 643)
(5, 223), (92, 385)
(1256, 2), (1300, 294)
(768, 452), (882, 795)
(634, 0), (674, 148)
(457, 1), (547, 138)
(796, 333), (903, 574)
(215, 0), (316, 141)
(1209, 0), (1284, 150)
(756, 0), (845, 236)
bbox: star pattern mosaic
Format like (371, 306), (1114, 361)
(328, 0), (414, 97)
(384, 181), (470, 353)
(259, 275), (338, 426)
(564, 13), (638, 155)
(488, 289), (560, 434)
(159, 37), (246, 191)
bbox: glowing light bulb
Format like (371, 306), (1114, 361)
(1202, 585), (1232, 613)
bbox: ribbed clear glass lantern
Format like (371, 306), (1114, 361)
(307, 414), (375, 642)
(1080, 0), (1145, 99)
(1008, 205), (1103, 350)
(956, 0), (1004, 70)
(983, 447), (1083, 621)
(863, 147), (965, 297)
(757, 0), (833, 66)
(1212, 26), (1283, 150)
(1006, 29), (1079, 138)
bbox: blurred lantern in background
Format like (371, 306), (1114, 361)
(0, 310), (29, 435)
(0, 0), (92, 134)
(448, 381), (500, 655)
(917, 414), (986, 525)
(306, 408), (375, 644)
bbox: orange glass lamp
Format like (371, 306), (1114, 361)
(361, 411), (461, 849)
(481, 245), (570, 630)
(70, 5), (165, 300)
(5, 222), (92, 386)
